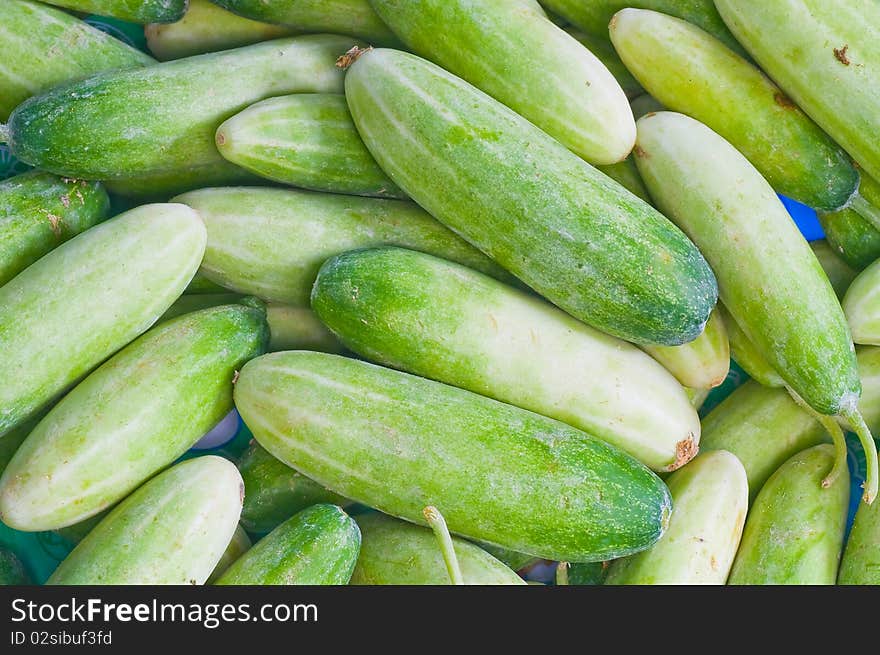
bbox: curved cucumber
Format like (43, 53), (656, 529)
(0, 549), (30, 585)
(0, 172), (109, 288)
(216, 94), (405, 199)
(839, 492), (880, 584)
(312, 247), (699, 472)
(719, 305), (785, 388)
(234, 351), (672, 562)
(217, 504), (360, 585)
(0, 304), (268, 531)
(843, 259), (880, 345)
(810, 240), (858, 300)
(39, 0), (186, 23)
(207, 526), (252, 584)
(728, 445), (848, 585)
(346, 48), (717, 346)
(0, 203), (206, 438)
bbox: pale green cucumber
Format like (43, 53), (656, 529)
(174, 186), (510, 306)
(350, 513), (524, 585)
(718, 305), (785, 388)
(610, 8), (858, 211)
(843, 259), (880, 345)
(839, 491), (880, 584)
(565, 28), (643, 100)
(818, 171), (880, 270)
(216, 94), (405, 199)
(48, 456), (243, 585)
(810, 241), (858, 300)
(728, 445), (848, 585)
(345, 48), (717, 346)
(596, 158), (652, 204)
(0, 549), (30, 585)
(369, 0), (634, 165)
(0, 203), (206, 438)
(207, 525), (252, 584)
(40, 0), (186, 23)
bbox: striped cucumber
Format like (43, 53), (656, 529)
(207, 526), (252, 584)
(217, 504), (360, 585)
(0, 203), (206, 438)
(47, 457), (243, 585)
(216, 94), (405, 199)
(719, 305), (785, 388)
(839, 491), (880, 584)
(811, 241), (858, 300)
(565, 29), (643, 100)
(843, 260), (880, 345)
(0, 549), (30, 585)
(345, 48), (717, 346)
(369, 0), (634, 165)
(0, 172), (109, 288)
(234, 352), (672, 562)
(174, 186), (510, 306)
(39, 1), (186, 23)
(312, 247), (699, 472)
(0, 304), (268, 531)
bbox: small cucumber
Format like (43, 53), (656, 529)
(217, 504), (361, 585)
(345, 48), (717, 346)
(39, 0), (186, 23)
(810, 241), (858, 300)
(718, 305), (785, 388)
(843, 260), (880, 345)
(839, 492), (880, 584)
(0, 203), (206, 438)
(818, 209), (880, 272)
(48, 457), (243, 585)
(207, 526), (252, 584)
(728, 445), (849, 585)
(0, 549), (30, 586)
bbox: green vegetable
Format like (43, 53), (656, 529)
(718, 305), (785, 388)
(810, 240), (858, 299)
(207, 526), (252, 584)
(843, 258), (880, 345)
(839, 492), (880, 584)
(39, 0), (186, 23)
(478, 545), (538, 573)
(818, 204), (880, 272)
(631, 94), (664, 121)
(0, 549), (30, 585)
(565, 28), (643, 100)
(596, 158), (652, 204)
(556, 562), (606, 586)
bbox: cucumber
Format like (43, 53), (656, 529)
(839, 492), (880, 584)
(728, 445), (848, 585)
(186, 273), (230, 295)
(369, 0), (634, 165)
(0, 419), (34, 478)
(38, 0), (186, 24)
(0, 304), (268, 531)
(718, 305), (786, 388)
(207, 526), (252, 584)
(54, 511), (106, 547)
(312, 247), (699, 472)
(843, 260), (880, 345)
(610, 8), (859, 211)
(565, 29), (643, 100)
(810, 241), (858, 300)
(345, 48), (717, 346)
(596, 158), (652, 204)
(238, 441), (349, 535)
(0, 172), (109, 287)
(0, 0), (153, 121)
(234, 351), (672, 562)
(217, 504), (360, 585)
(350, 513), (524, 585)
(605, 451), (748, 584)
(103, 164), (259, 201)
(556, 562), (607, 586)
(47, 456), (243, 585)
(1, 35), (355, 192)
(0, 203), (206, 438)
(174, 186), (510, 306)
(818, 199), (880, 272)
(216, 94), (405, 199)
(0, 549), (30, 586)
(160, 293), (245, 322)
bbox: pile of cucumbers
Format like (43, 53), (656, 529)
(0, 0), (879, 586)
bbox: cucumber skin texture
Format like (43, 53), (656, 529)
(605, 451), (748, 584)
(234, 351), (672, 563)
(48, 457), (243, 585)
(0, 0), (153, 121)
(351, 513), (524, 585)
(40, 0), (186, 23)
(0, 304), (268, 532)
(346, 48), (717, 347)
(207, 525), (252, 584)
(6, 35), (355, 183)
(819, 208), (880, 271)
(0, 549), (31, 585)
(728, 445), (848, 585)
(635, 112), (859, 416)
(719, 305), (785, 388)
(843, 260), (880, 345)
(370, 0), (634, 166)
(610, 9), (858, 211)
(217, 505), (361, 585)
(103, 164), (260, 201)
(0, 203), (206, 438)
(217, 94), (405, 199)
(839, 489), (880, 583)
(174, 186), (511, 306)
(312, 247), (700, 472)
(811, 241), (858, 300)
(0, 172), (109, 288)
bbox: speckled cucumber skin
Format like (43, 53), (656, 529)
(40, 0), (186, 24)
(728, 445), (848, 585)
(234, 351), (672, 562)
(843, 260), (880, 345)
(610, 9), (858, 211)
(0, 203), (206, 438)
(351, 513), (524, 585)
(0, 172), (108, 287)
(0, 549), (30, 585)
(811, 241), (858, 300)
(207, 525), (252, 584)
(0, 304), (268, 532)
(217, 505), (360, 585)
(0, 0), (153, 121)
(312, 247), (699, 472)
(174, 186), (510, 306)
(346, 49), (717, 346)
(48, 457), (243, 585)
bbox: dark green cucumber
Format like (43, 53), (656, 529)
(557, 562), (607, 586)
(817, 171), (880, 270)
(39, 0), (186, 24)
(0, 549), (30, 585)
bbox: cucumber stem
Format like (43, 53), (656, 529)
(787, 388), (848, 489)
(840, 407), (879, 504)
(850, 192), (880, 233)
(0, 123), (8, 144)
(556, 562), (570, 586)
(423, 506), (464, 585)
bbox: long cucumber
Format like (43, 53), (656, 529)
(38, 0), (186, 23)
(818, 182), (880, 271)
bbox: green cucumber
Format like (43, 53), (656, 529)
(369, 0), (634, 165)
(186, 273), (230, 295)
(605, 451), (748, 584)
(345, 48), (717, 346)
(103, 165), (259, 201)
(48, 456), (243, 585)
(818, 173), (880, 270)
(174, 186), (510, 306)
(217, 504), (360, 585)
(234, 351), (672, 562)
(685, 388), (710, 411)
(39, 0), (186, 24)
(0, 0), (153, 121)
(0, 203), (206, 438)
(843, 258), (880, 345)
(839, 490), (880, 584)
(54, 511), (107, 547)
(565, 29), (643, 100)
(596, 158), (652, 204)
(0, 549), (30, 585)
(0, 419), (34, 478)
(0, 304), (268, 531)
(557, 562), (606, 586)
(160, 293), (245, 322)
(350, 513), (524, 585)
(0, 172), (109, 287)
(207, 525), (252, 584)
(810, 240), (858, 299)
(610, 8), (859, 211)
(728, 445), (848, 585)
(718, 305), (785, 388)
(312, 247), (699, 472)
